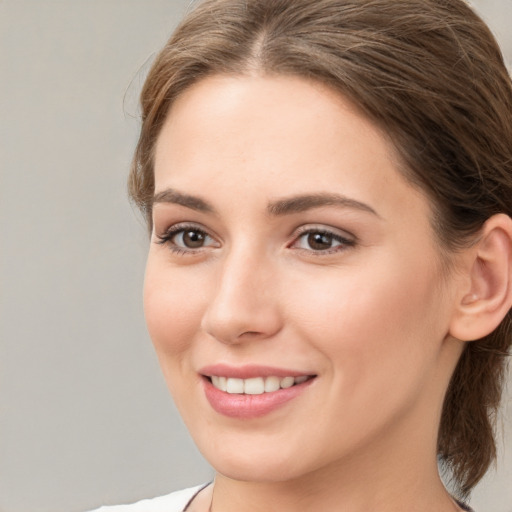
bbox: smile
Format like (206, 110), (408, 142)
(209, 375), (311, 395)
(200, 366), (317, 419)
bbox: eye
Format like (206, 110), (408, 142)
(174, 229), (210, 249)
(292, 228), (355, 253)
(156, 224), (219, 253)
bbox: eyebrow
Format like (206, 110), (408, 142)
(267, 193), (380, 217)
(153, 188), (214, 213)
(152, 188), (379, 218)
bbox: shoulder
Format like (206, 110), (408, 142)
(88, 484), (207, 512)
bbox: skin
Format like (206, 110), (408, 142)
(145, 74), (470, 512)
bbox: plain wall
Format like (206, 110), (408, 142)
(0, 1), (511, 511)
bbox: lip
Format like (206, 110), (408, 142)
(199, 364), (316, 419)
(199, 363), (313, 379)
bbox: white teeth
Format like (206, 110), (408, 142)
(264, 376), (280, 392)
(218, 376), (227, 392)
(226, 378), (244, 394)
(244, 377), (265, 395)
(280, 376), (295, 389)
(210, 375), (310, 394)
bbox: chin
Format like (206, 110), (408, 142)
(211, 457), (308, 483)
(193, 432), (311, 483)
(198, 430), (343, 485)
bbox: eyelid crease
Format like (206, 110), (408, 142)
(292, 224), (357, 241)
(297, 231), (354, 244)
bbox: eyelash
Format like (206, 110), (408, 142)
(290, 227), (356, 255)
(155, 224), (356, 256)
(155, 223), (217, 256)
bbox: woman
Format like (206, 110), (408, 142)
(93, 0), (512, 510)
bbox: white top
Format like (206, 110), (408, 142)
(89, 484), (205, 512)
(89, 484), (475, 512)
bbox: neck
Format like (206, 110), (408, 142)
(211, 461), (460, 512)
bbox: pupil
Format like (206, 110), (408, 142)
(308, 232), (332, 250)
(184, 230), (204, 248)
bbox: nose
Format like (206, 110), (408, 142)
(200, 247), (283, 345)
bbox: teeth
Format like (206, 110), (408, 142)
(226, 378), (244, 394)
(218, 376), (227, 392)
(280, 376), (294, 389)
(264, 376), (280, 392)
(244, 377), (265, 395)
(211, 376), (227, 392)
(211, 375), (310, 395)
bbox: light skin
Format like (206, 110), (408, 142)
(144, 74), (512, 512)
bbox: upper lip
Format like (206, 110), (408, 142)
(199, 363), (315, 379)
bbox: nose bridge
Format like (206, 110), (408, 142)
(201, 240), (281, 343)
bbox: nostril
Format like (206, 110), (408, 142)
(239, 331), (262, 337)
(200, 287), (283, 345)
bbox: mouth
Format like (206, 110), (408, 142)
(206, 375), (313, 395)
(199, 365), (317, 419)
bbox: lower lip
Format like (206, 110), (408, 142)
(202, 377), (315, 419)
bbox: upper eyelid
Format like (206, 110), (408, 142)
(154, 226), (218, 256)
(289, 225), (358, 253)
(155, 222), (215, 239)
(292, 224), (356, 241)
(154, 221), (356, 247)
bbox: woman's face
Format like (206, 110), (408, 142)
(145, 75), (463, 482)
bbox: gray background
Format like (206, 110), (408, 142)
(1, 1), (511, 511)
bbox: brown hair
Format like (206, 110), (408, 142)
(130, 0), (512, 498)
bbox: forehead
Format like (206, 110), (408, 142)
(153, 74), (431, 224)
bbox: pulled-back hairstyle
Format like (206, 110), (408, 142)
(130, 0), (512, 498)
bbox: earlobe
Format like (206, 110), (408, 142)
(449, 214), (512, 342)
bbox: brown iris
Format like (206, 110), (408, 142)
(182, 230), (206, 248)
(307, 232), (334, 250)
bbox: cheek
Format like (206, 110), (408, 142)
(289, 252), (448, 396)
(143, 257), (205, 363)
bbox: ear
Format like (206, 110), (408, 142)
(449, 213), (512, 342)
